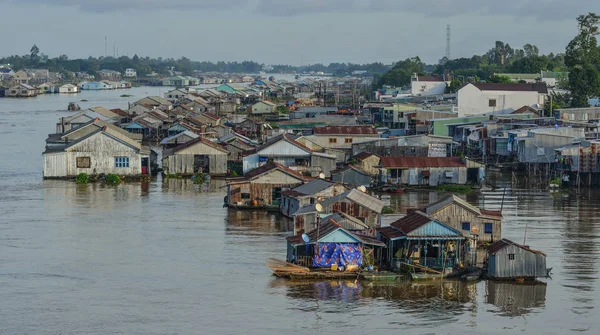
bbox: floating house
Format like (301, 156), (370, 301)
(226, 162), (310, 209)
(424, 195), (503, 244)
(243, 133), (336, 178)
(377, 210), (466, 272)
(162, 137), (228, 176)
(280, 179), (347, 218)
(80, 81), (112, 90)
(379, 157), (485, 186)
(487, 239), (548, 279)
(43, 126), (150, 178)
(5, 83), (37, 97)
(59, 84), (78, 94)
(286, 220), (386, 268)
(293, 188), (384, 236)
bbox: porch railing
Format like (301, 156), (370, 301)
(295, 256), (312, 267)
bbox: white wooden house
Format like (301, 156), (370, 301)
(43, 127), (150, 178)
(59, 84), (79, 94)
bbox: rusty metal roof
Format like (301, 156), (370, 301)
(487, 238), (546, 256)
(313, 125), (378, 135)
(380, 156), (465, 168)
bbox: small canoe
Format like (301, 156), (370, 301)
(362, 272), (398, 281)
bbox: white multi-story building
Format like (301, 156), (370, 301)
(125, 68), (137, 77)
(457, 83), (547, 117)
(410, 73), (451, 96)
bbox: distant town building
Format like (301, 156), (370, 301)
(410, 73), (451, 96)
(124, 68), (137, 77)
(457, 83), (548, 117)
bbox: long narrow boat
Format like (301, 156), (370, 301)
(362, 272), (398, 281)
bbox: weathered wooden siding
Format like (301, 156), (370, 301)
(163, 141), (228, 175)
(163, 154), (227, 175)
(428, 204), (502, 243)
(44, 133), (143, 178)
(488, 245), (547, 278)
(310, 155), (336, 177)
(228, 170), (305, 206)
(393, 167), (467, 186)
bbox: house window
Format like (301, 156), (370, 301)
(241, 193), (250, 199)
(484, 223), (493, 234)
(115, 157), (130, 168)
(462, 222), (471, 231)
(489, 99), (497, 107)
(345, 138), (353, 144)
(329, 138), (337, 143)
(508, 254), (515, 260)
(76, 157), (91, 168)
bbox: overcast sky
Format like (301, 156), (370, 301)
(0, 0), (595, 65)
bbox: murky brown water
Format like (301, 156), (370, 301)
(1, 91), (599, 334)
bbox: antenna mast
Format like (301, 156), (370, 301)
(445, 25), (451, 60)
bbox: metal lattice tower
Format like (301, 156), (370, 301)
(445, 25), (451, 60)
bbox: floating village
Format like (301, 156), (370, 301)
(8, 65), (588, 285)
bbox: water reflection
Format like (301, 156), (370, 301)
(271, 279), (478, 323)
(485, 281), (547, 317)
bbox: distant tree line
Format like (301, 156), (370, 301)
(0, 48), (391, 79)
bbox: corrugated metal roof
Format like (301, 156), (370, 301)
(313, 125), (378, 135)
(159, 131), (199, 145)
(322, 189), (384, 213)
(291, 179), (333, 196)
(487, 238), (546, 256)
(380, 157), (465, 168)
(382, 211), (464, 240)
(239, 162), (310, 182)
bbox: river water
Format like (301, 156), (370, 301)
(1, 88), (599, 334)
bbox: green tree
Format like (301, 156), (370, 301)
(30, 44), (40, 62)
(565, 13), (600, 107)
(445, 78), (462, 93)
(488, 75), (513, 83)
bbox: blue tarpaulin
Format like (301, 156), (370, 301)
(312, 243), (362, 268)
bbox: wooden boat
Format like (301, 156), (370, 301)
(362, 272), (398, 281)
(288, 271), (361, 281)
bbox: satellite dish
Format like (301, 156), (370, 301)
(315, 203), (323, 213)
(358, 185), (367, 193)
(301, 233), (310, 243)
(319, 173), (325, 179)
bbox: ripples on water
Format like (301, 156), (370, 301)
(1, 91), (600, 334)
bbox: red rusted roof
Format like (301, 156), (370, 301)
(241, 162), (310, 181)
(313, 125), (378, 135)
(380, 156), (465, 168)
(202, 111), (221, 121)
(480, 209), (503, 218)
(487, 238), (546, 256)
(110, 108), (129, 117)
(389, 211), (434, 234)
(377, 226), (405, 239)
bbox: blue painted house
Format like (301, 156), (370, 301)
(286, 220), (386, 268)
(377, 210), (466, 272)
(81, 81), (111, 90)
